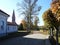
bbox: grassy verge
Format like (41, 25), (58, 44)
(39, 30), (49, 35)
(59, 37), (60, 43)
(18, 30), (27, 32)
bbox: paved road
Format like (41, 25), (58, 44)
(0, 33), (51, 45)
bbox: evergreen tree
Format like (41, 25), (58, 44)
(18, 23), (24, 30)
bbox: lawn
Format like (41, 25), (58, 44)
(39, 30), (49, 35)
(18, 30), (28, 32)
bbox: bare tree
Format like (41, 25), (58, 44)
(34, 16), (39, 30)
(17, 0), (41, 31)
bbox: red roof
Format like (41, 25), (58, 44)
(7, 22), (17, 26)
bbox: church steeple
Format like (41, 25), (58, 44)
(12, 10), (15, 23)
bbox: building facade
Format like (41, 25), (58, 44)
(0, 10), (18, 37)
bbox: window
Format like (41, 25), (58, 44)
(8, 26), (9, 30)
(1, 21), (4, 30)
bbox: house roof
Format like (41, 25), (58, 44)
(0, 9), (9, 17)
(7, 22), (17, 26)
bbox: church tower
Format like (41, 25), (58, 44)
(12, 10), (16, 23)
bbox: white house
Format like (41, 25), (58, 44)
(7, 22), (18, 33)
(0, 10), (18, 37)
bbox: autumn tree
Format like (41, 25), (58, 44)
(51, 0), (60, 45)
(43, 0), (60, 45)
(42, 9), (58, 38)
(21, 20), (27, 30)
(17, 0), (41, 31)
(42, 9), (53, 28)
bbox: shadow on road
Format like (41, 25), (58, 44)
(49, 37), (60, 45)
(0, 32), (30, 41)
(0, 36), (49, 45)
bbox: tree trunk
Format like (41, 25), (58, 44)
(49, 28), (53, 38)
(56, 30), (58, 45)
(55, 28), (59, 45)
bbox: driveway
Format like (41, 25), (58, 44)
(0, 33), (51, 45)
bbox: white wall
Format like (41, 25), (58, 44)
(0, 12), (8, 37)
(0, 11), (18, 37)
(7, 25), (18, 33)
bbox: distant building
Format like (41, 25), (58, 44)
(0, 10), (18, 37)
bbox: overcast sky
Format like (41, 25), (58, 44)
(0, 0), (52, 26)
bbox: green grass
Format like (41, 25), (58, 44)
(18, 30), (28, 32)
(39, 30), (49, 35)
(59, 37), (60, 43)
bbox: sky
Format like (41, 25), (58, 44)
(0, 0), (52, 26)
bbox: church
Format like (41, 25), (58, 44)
(0, 9), (18, 37)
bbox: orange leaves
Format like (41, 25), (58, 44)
(51, 0), (60, 13)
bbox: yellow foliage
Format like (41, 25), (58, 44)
(51, 1), (60, 13)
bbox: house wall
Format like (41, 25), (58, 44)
(0, 12), (8, 37)
(7, 25), (18, 33)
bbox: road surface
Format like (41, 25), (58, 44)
(0, 33), (51, 45)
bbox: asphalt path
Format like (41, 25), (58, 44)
(0, 33), (51, 45)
